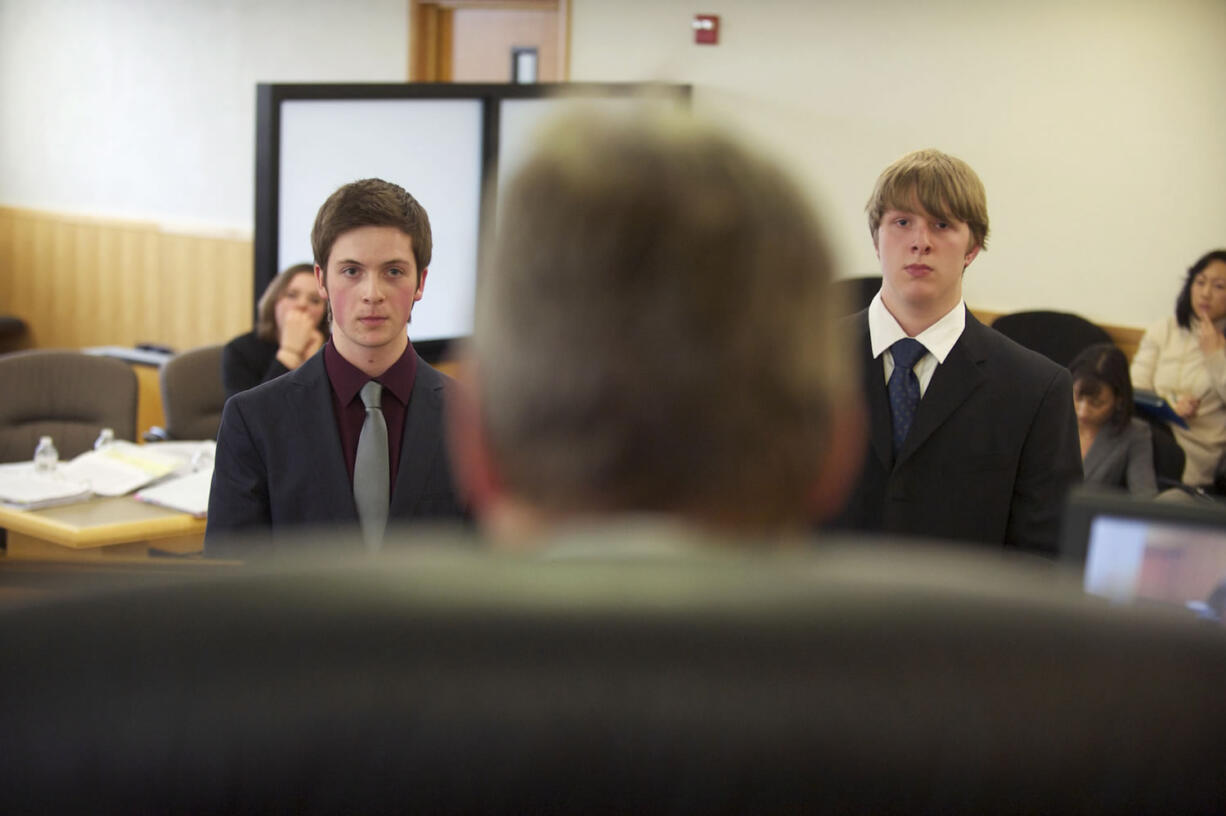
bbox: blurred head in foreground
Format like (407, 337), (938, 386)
(452, 108), (862, 546)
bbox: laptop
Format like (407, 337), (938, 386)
(1060, 486), (1226, 621)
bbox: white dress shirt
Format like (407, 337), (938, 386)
(867, 293), (967, 398)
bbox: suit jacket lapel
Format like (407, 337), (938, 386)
(896, 312), (988, 467)
(291, 354), (358, 520)
(855, 312), (894, 471)
(390, 358), (444, 516)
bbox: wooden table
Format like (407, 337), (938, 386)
(0, 495), (206, 560)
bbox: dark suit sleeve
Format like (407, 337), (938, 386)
(205, 396), (273, 555)
(1006, 367), (1083, 555)
(222, 334), (289, 403)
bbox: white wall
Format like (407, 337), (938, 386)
(1, 0), (1223, 327)
(0, 0), (407, 234)
(570, 0), (1226, 328)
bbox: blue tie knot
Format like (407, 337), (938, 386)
(891, 338), (926, 370)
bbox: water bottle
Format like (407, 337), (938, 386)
(94, 427), (115, 451)
(34, 436), (58, 473)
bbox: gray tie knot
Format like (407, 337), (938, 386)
(891, 338), (926, 371)
(360, 380), (383, 411)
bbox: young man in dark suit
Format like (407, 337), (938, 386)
(830, 149), (1081, 556)
(206, 179), (466, 554)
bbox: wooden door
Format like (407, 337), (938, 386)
(409, 0), (569, 82)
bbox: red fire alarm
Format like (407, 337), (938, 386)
(693, 14), (719, 45)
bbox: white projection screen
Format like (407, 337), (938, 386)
(278, 98), (483, 345)
(255, 84), (690, 358)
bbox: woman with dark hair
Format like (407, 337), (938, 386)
(1131, 249), (1226, 488)
(1071, 343), (1157, 496)
(222, 263), (328, 402)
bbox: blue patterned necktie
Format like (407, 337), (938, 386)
(888, 338), (927, 456)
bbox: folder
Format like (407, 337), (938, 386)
(1133, 389), (1189, 429)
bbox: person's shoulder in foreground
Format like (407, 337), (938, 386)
(206, 178), (466, 557)
(447, 106), (864, 554)
(829, 148), (1081, 556)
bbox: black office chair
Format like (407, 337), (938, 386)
(830, 275), (881, 315)
(0, 314), (27, 353)
(1145, 417), (1187, 489)
(990, 310), (1113, 368)
(3, 546), (1226, 813)
(145, 344), (225, 441)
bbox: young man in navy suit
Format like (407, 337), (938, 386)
(830, 149), (1081, 556)
(206, 179), (466, 554)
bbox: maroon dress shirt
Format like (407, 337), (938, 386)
(323, 340), (418, 492)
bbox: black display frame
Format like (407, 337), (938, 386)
(254, 82), (691, 362)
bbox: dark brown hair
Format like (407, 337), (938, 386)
(1069, 343), (1133, 432)
(310, 178), (432, 285)
(1175, 249), (1226, 330)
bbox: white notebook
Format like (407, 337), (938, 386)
(0, 462), (92, 510)
(60, 441), (184, 497)
(135, 465), (213, 518)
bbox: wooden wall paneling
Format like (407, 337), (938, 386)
(219, 238), (255, 343)
(103, 222), (158, 347)
(95, 222), (149, 347)
(0, 207), (254, 355)
(158, 233), (200, 349)
(144, 230), (250, 352)
(1, 210), (26, 342)
(8, 210), (33, 343)
(132, 227), (163, 348)
(71, 220), (101, 350)
(1101, 323), (1144, 365)
(42, 214), (68, 347)
(92, 223), (120, 345)
(0, 207), (13, 310)
(27, 213), (57, 348)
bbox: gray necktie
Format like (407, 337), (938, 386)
(353, 380), (389, 551)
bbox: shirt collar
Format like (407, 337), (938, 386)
(868, 292), (966, 363)
(323, 339), (418, 406)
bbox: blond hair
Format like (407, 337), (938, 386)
(866, 148), (989, 252)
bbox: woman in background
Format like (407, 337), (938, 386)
(222, 263), (327, 402)
(1071, 343), (1157, 497)
(1131, 249), (1226, 488)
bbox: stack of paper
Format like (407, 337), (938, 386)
(0, 462), (92, 510)
(60, 441), (184, 497)
(135, 464), (213, 518)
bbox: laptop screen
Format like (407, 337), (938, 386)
(1061, 487), (1226, 622)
